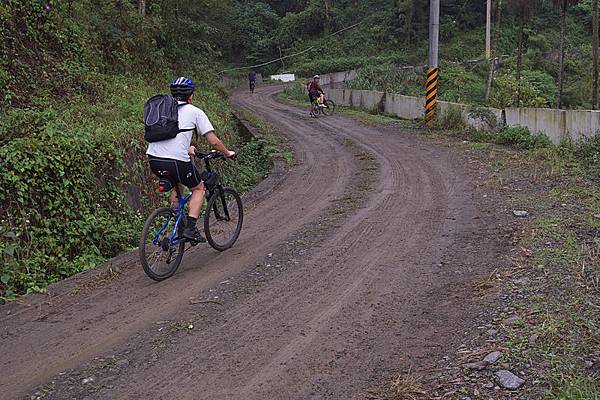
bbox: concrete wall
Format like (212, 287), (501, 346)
(505, 108), (566, 144)
(325, 86), (600, 144)
(384, 93), (424, 120)
(564, 110), (600, 143)
(326, 88), (384, 112)
(319, 70), (358, 87)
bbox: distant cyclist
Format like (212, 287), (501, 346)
(146, 77), (236, 242)
(248, 70), (257, 92)
(308, 75), (326, 107)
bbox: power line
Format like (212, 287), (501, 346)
(217, 22), (362, 75)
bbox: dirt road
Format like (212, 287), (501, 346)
(0, 86), (503, 399)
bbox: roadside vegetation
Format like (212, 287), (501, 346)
(271, 1), (598, 110)
(304, 96), (600, 398)
(460, 135), (600, 399)
(0, 1), (278, 300)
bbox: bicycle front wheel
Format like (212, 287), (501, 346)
(311, 101), (320, 117)
(140, 207), (185, 281)
(204, 188), (244, 251)
(322, 99), (336, 115)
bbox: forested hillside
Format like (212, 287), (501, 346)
(0, 0), (273, 299)
(234, 0), (599, 110)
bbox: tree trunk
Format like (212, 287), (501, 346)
(324, 0), (332, 32)
(406, 0), (414, 43)
(515, 18), (524, 107)
(486, 0), (502, 102)
(138, 0), (146, 17)
(593, 0), (598, 110)
(557, 0), (566, 109)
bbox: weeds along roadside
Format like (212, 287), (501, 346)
(0, 74), (280, 302)
(292, 95), (600, 398)
(444, 137), (600, 399)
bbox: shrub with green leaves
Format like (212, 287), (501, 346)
(346, 64), (423, 97)
(495, 126), (552, 149)
(281, 81), (308, 102)
(439, 64), (486, 105)
(0, 74), (271, 300)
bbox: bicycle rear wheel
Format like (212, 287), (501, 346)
(140, 207), (185, 281)
(204, 188), (243, 251)
(322, 99), (336, 115)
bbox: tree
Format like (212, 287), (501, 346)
(553, 0), (580, 109)
(138, 0), (145, 16)
(507, 0), (536, 107)
(486, 0), (503, 102)
(593, 0), (598, 109)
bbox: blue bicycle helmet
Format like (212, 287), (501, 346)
(170, 77), (195, 98)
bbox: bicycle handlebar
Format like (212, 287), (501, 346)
(195, 150), (236, 161)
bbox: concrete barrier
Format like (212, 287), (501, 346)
(354, 90), (384, 111)
(325, 88), (350, 107)
(565, 110), (600, 143)
(325, 88), (384, 112)
(325, 85), (600, 143)
(384, 93), (424, 120)
(438, 101), (504, 130)
(319, 70), (358, 87)
(505, 108), (566, 144)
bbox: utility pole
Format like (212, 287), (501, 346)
(486, 0), (502, 102)
(593, 0), (598, 110)
(426, 0), (440, 124)
(486, 0), (492, 59)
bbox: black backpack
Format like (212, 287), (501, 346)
(143, 95), (188, 143)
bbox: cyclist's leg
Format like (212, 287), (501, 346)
(174, 160), (203, 217)
(169, 186), (182, 211)
(148, 156), (180, 211)
(175, 160), (206, 240)
(309, 92), (316, 115)
(188, 182), (205, 219)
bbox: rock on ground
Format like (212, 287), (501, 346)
(495, 370), (525, 389)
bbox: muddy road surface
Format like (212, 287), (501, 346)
(0, 86), (503, 399)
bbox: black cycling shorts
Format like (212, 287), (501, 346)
(148, 155), (202, 189)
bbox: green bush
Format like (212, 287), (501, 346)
(490, 73), (551, 109)
(521, 70), (558, 107)
(433, 106), (465, 131)
(439, 64), (486, 105)
(573, 134), (600, 174)
(281, 81), (308, 102)
(346, 64), (423, 96)
(0, 74), (270, 300)
(468, 107), (500, 131)
(495, 126), (552, 149)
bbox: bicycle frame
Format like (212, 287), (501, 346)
(153, 188), (192, 247)
(204, 157), (231, 222)
(152, 152), (231, 247)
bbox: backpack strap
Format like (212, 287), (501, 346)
(176, 102), (190, 133)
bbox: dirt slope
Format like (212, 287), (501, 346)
(0, 86), (504, 400)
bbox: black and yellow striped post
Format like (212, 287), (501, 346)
(425, 66), (439, 124)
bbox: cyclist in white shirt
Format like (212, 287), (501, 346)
(146, 77), (235, 242)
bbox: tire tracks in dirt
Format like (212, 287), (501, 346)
(1, 85), (503, 400)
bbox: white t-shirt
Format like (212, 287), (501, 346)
(146, 102), (215, 162)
